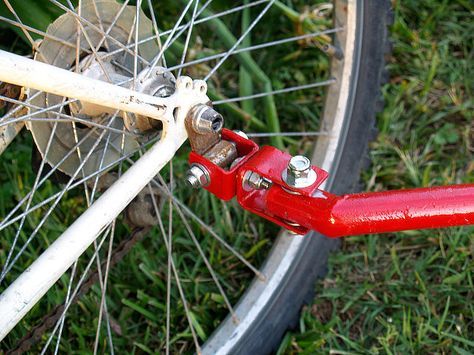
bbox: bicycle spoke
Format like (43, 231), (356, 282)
(0, 95), (135, 137)
(177, 0), (199, 77)
(2, 0), (47, 62)
(169, 196), (265, 280)
(145, 0), (166, 67)
(247, 131), (331, 138)
(0, 133), (158, 231)
(148, 184), (201, 353)
(47, 0), (150, 67)
(166, 28), (342, 73)
(204, 0), (276, 81)
(100, 0), (266, 61)
(142, 0), (195, 80)
(1, 115), (116, 280)
(132, 0), (142, 90)
(40, 225), (113, 354)
(53, 259), (78, 355)
(0, 15), (91, 53)
(156, 175), (238, 324)
(0, 118), (60, 281)
(213, 79), (336, 104)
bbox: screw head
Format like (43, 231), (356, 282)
(243, 171), (272, 190)
(282, 155), (317, 188)
(186, 164), (210, 188)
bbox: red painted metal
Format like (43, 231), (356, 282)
(265, 184), (474, 237)
(189, 130), (474, 237)
(189, 129), (259, 201)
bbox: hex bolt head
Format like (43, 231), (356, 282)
(282, 155), (317, 188)
(191, 104), (224, 134)
(243, 171), (272, 190)
(186, 164), (210, 189)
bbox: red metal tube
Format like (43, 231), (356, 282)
(266, 184), (474, 237)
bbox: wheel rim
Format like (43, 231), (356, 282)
(0, 1), (363, 352)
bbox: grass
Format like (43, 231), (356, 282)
(279, 0), (474, 353)
(0, 0), (472, 353)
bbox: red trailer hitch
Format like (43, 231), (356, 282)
(185, 105), (474, 237)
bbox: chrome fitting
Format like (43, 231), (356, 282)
(282, 155), (317, 188)
(186, 164), (211, 189)
(191, 104), (224, 134)
(243, 171), (272, 190)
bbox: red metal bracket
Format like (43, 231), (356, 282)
(189, 129), (474, 237)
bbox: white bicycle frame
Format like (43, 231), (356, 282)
(0, 49), (209, 339)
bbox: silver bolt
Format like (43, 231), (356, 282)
(191, 104), (224, 134)
(243, 171), (272, 190)
(282, 155), (317, 188)
(186, 164), (210, 188)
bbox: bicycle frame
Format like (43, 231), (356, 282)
(0, 50), (209, 340)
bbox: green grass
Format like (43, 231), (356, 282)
(0, 0), (472, 353)
(280, 1), (474, 353)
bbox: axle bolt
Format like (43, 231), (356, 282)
(243, 171), (272, 190)
(191, 104), (224, 134)
(282, 155), (317, 188)
(186, 164), (210, 189)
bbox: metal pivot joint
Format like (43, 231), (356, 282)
(185, 110), (474, 237)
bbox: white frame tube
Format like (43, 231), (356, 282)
(0, 50), (209, 339)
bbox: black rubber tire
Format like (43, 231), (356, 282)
(230, 1), (392, 353)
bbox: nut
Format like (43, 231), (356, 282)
(186, 164), (210, 188)
(191, 104), (224, 134)
(282, 155), (317, 188)
(243, 171), (272, 190)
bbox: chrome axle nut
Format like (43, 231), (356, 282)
(191, 104), (224, 134)
(186, 164), (210, 189)
(282, 155), (317, 188)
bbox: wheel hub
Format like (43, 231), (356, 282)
(28, 0), (170, 178)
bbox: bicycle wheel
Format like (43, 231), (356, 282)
(0, 0), (391, 353)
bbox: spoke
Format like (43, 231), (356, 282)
(0, 142), (142, 231)
(0, 118), (60, 281)
(0, 15), (91, 53)
(133, 0), (143, 90)
(40, 225), (113, 354)
(1, 115), (115, 280)
(142, 0), (196, 81)
(156, 175), (238, 324)
(0, 90), (43, 122)
(90, 116), (123, 354)
(0, 131), (159, 231)
(166, 164), (173, 355)
(2, 0), (47, 62)
(166, 28), (342, 73)
(111, 152), (265, 280)
(213, 78), (336, 104)
(145, 0), (166, 67)
(47, 0), (150, 66)
(148, 184), (201, 353)
(170, 196), (265, 280)
(93, 222), (116, 355)
(81, 0), (131, 72)
(177, 0), (199, 77)
(204, 0), (276, 81)
(100, 0), (267, 61)
(246, 131), (331, 138)
(53, 259), (78, 355)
